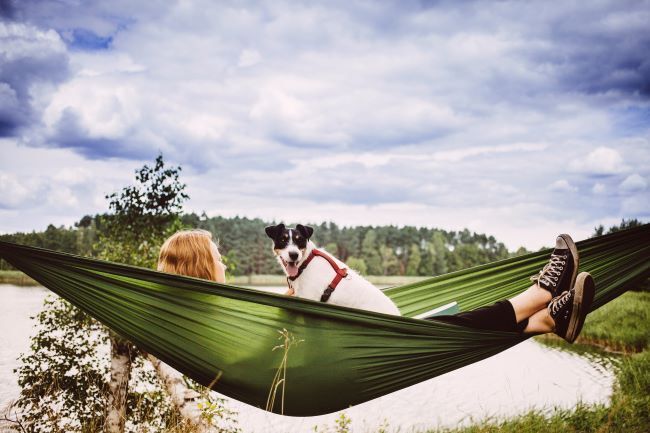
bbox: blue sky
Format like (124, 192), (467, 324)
(0, 0), (649, 250)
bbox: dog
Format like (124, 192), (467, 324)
(264, 223), (401, 315)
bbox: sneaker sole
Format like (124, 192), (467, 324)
(559, 233), (580, 292)
(565, 272), (595, 343)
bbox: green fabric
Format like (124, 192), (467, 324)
(1, 225), (649, 416)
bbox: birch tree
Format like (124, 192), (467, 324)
(12, 154), (238, 433)
(97, 154), (188, 433)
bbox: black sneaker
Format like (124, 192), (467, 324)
(548, 272), (595, 343)
(531, 234), (579, 298)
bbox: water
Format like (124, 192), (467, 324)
(0, 285), (48, 408)
(0, 284), (616, 432)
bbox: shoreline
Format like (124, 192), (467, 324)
(0, 271), (37, 286)
(421, 290), (649, 433)
(0, 270), (427, 287)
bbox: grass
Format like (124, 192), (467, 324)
(422, 290), (650, 433)
(578, 291), (649, 352)
(0, 270), (38, 286)
(423, 351), (649, 433)
(536, 291), (649, 353)
(1, 269), (427, 288)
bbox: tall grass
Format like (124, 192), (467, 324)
(420, 291), (650, 433)
(0, 270), (37, 286)
(578, 291), (649, 352)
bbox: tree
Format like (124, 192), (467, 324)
(13, 155), (238, 433)
(96, 154), (188, 268)
(405, 244), (421, 276)
(361, 229), (382, 275)
(593, 218), (643, 237)
(431, 231), (448, 275)
(449, 243), (481, 272)
(514, 246), (530, 257)
(346, 256), (368, 275)
(97, 155), (189, 433)
(379, 245), (400, 276)
(14, 297), (109, 432)
(324, 242), (339, 256)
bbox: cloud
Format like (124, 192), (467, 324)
(1, 1), (649, 248)
(2, 0), (646, 167)
(0, 138), (148, 231)
(238, 49), (262, 68)
(619, 173), (647, 192)
(549, 179), (577, 193)
(569, 147), (628, 175)
(592, 183), (606, 194)
(0, 171), (35, 209)
(0, 21), (70, 137)
(621, 196), (650, 217)
(46, 108), (153, 160)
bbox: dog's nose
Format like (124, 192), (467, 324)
(289, 252), (299, 261)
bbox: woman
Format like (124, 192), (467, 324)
(158, 230), (593, 343)
(158, 229), (227, 283)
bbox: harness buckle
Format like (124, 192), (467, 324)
(320, 285), (336, 302)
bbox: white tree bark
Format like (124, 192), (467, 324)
(105, 336), (133, 433)
(147, 355), (212, 433)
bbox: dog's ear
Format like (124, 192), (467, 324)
(265, 223), (284, 239)
(296, 224), (314, 239)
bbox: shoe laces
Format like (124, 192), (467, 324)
(531, 253), (567, 288)
(549, 290), (572, 315)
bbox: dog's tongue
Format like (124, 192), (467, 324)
(286, 263), (299, 277)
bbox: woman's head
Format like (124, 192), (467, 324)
(157, 229), (226, 283)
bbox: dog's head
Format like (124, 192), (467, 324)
(264, 223), (314, 277)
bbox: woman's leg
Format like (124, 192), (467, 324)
(524, 272), (595, 342)
(433, 283), (553, 333)
(432, 234), (580, 335)
(435, 272), (596, 344)
(508, 284), (552, 323)
(522, 308), (555, 334)
(432, 300), (524, 332)
(431, 286), (552, 333)
(493, 233), (579, 330)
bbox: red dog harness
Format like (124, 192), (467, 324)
(287, 249), (348, 302)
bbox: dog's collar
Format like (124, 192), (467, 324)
(287, 249), (348, 302)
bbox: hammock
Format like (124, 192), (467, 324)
(1, 225), (648, 416)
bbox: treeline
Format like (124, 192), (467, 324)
(1, 213), (527, 276)
(184, 214), (523, 276)
(1, 215), (645, 276)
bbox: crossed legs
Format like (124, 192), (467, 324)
(508, 284), (556, 334)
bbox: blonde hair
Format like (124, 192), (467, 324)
(157, 229), (220, 281)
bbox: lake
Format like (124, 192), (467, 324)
(0, 284), (616, 432)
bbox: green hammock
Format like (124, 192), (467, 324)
(1, 225), (649, 416)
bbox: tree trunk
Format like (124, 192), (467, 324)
(147, 355), (212, 433)
(105, 335), (133, 433)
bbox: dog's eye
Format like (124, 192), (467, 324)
(295, 235), (301, 240)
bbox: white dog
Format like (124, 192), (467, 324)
(265, 223), (401, 316)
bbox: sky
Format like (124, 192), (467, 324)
(0, 0), (649, 250)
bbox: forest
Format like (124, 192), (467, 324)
(0, 213), (526, 277)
